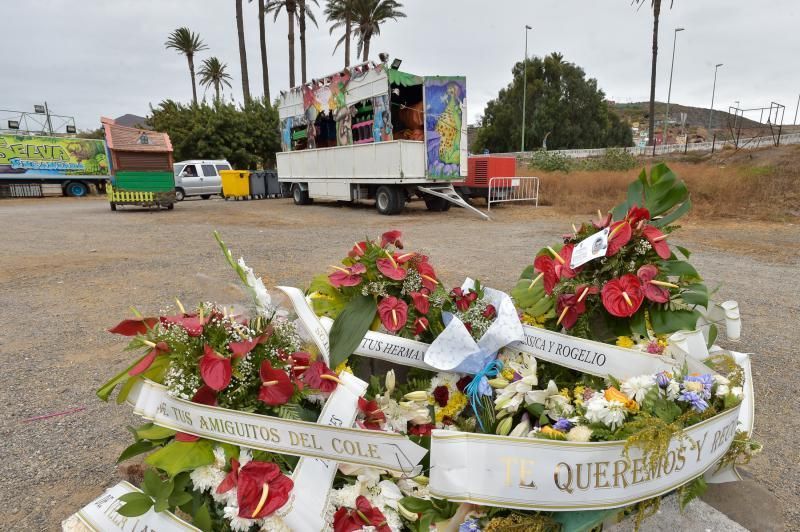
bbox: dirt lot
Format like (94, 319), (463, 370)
(1, 195), (797, 530)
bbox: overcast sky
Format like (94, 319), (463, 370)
(3, 0), (799, 131)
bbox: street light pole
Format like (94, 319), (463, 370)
(708, 63), (723, 131)
(663, 27), (684, 146)
(521, 25), (531, 153)
(794, 92), (799, 125)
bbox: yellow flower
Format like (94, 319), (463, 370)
(540, 426), (566, 440)
(520, 313), (546, 328)
(560, 387), (571, 399)
(435, 391), (468, 423)
(616, 336), (635, 348)
(605, 387), (638, 412)
(334, 361), (353, 375)
(573, 385), (586, 407)
(501, 367), (515, 381)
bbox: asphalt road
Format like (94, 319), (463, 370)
(0, 196), (796, 530)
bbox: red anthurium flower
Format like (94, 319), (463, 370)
(216, 457), (240, 494)
(376, 254), (406, 281)
(176, 385), (218, 442)
(258, 361), (294, 406)
(413, 316), (429, 335)
(380, 230), (403, 249)
(601, 274), (644, 318)
(357, 397), (386, 430)
(483, 304), (497, 320)
(409, 423), (434, 436)
(532, 245), (580, 295)
(626, 206), (651, 226)
(303, 360), (340, 393)
(161, 314), (207, 337)
(378, 296), (408, 333)
(574, 284), (600, 304)
(128, 341), (169, 376)
(555, 293), (587, 330)
(288, 351), (311, 378)
(451, 287), (478, 312)
(108, 317), (159, 336)
(333, 496), (391, 532)
(348, 241), (367, 258)
(228, 337), (261, 359)
(606, 221), (633, 256)
(593, 210), (613, 229)
(395, 251), (416, 264)
(236, 461), (294, 519)
(410, 290), (430, 314)
(416, 261), (439, 292)
(642, 225), (671, 260)
(329, 263), (367, 288)
(637, 265), (677, 303)
(200, 345), (232, 391)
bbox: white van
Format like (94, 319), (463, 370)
(173, 160), (232, 200)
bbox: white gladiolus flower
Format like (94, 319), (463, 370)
(525, 380), (574, 418)
(385, 369), (396, 394)
(378, 479), (403, 509)
(621, 375), (656, 403)
(237, 257), (272, 315)
(509, 413), (531, 437)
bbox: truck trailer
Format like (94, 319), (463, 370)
(276, 59), (486, 218)
(0, 134), (111, 197)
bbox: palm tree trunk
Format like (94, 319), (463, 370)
(288, 1), (296, 87)
(299, 0), (307, 84)
(362, 33), (370, 62)
(188, 54), (198, 105)
(236, 0), (252, 103)
(344, 9), (351, 68)
(259, 0), (270, 101)
(215, 80), (220, 102)
(647, 0), (661, 146)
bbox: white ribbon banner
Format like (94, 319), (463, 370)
(277, 285), (331, 365)
(279, 372), (368, 531)
(512, 325), (714, 381)
(429, 404), (742, 511)
(62, 481), (197, 532)
(126, 379), (426, 473)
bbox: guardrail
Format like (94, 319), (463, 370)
(487, 176), (539, 212)
(492, 132), (800, 160)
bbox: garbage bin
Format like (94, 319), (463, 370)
(264, 170), (283, 198)
(249, 171), (267, 199)
(220, 170), (251, 199)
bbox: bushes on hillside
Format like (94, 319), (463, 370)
(528, 147), (638, 173)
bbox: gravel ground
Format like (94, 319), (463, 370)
(0, 196), (797, 530)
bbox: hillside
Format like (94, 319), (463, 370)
(612, 101), (764, 134)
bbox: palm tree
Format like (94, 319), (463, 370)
(165, 27), (208, 105)
(351, 0), (405, 63)
(325, 0), (353, 67)
(267, 0), (298, 87)
(634, 0), (674, 146)
(248, 0), (272, 101)
(298, 0), (319, 84)
(235, 0), (252, 103)
(198, 57), (233, 101)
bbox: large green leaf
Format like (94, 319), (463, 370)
(328, 294), (378, 369)
(145, 440), (215, 478)
(552, 508), (620, 532)
(680, 283), (709, 308)
(116, 440), (155, 464)
(116, 492), (154, 517)
(649, 306), (701, 335)
(612, 163), (691, 225)
(135, 423), (177, 441)
(659, 259), (701, 280)
(308, 273), (348, 318)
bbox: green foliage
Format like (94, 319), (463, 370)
(678, 476), (708, 510)
(399, 496), (459, 532)
(528, 149), (572, 172)
(116, 470), (195, 517)
(328, 294), (378, 369)
(473, 52), (633, 153)
(612, 163), (691, 227)
(148, 98), (280, 169)
(145, 440), (216, 478)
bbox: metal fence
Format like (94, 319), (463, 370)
(493, 132), (800, 161)
(487, 176), (539, 211)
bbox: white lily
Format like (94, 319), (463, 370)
(525, 380), (575, 417)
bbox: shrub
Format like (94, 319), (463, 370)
(528, 149), (572, 172)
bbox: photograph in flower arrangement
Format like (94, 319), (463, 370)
(82, 165), (760, 532)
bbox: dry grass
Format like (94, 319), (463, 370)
(516, 145), (800, 221)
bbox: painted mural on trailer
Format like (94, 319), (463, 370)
(424, 76), (466, 179)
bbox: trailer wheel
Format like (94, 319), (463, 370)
(110, 202), (117, 211)
(375, 186), (403, 215)
(424, 195), (450, 212)
(167, 203), (175, 210)
(64, 181), (89, 197)
(292, 185), (312, 205)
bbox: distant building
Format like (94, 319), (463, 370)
(114, 114), (151, 130)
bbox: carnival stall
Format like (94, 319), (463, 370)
(66, 165), (759, 532)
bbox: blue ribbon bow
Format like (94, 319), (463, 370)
(465, 357), (504, 432)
